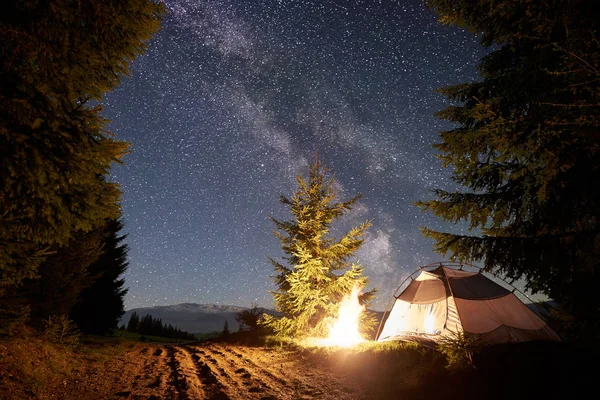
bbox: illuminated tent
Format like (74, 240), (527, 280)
(377, 264), (560, 345)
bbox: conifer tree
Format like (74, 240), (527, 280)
(418, 0), (599, 336)
(71, 219), (129, 335)
(20, 228), (105, 327)
(0, 1), (164, 304)
(222, 321), (230, 337)
(236, 303), (262, 332)
(127, 312), (140, 332)
(263, 157), (375, 337)
(138, 314), (154, 335)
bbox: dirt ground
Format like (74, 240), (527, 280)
(1, 337), (443, 400)
(66, 341), (372, 400)
(1, 336), (596, 400)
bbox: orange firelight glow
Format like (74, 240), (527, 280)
(317, 285), (365, 347)
(424, 309), (436, 334)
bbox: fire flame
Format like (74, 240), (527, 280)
(317, 285), (365, 347)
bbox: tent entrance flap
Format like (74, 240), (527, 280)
(378, 298), (447, 340)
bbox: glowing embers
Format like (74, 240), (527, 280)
(317, 285), (365, 347)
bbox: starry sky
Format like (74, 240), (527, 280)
(103, 0), (490, 312)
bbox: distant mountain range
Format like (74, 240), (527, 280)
(120, 300), (557, 337)
(120, 303), (279, 334)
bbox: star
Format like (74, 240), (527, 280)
(104, 0), (487, 311)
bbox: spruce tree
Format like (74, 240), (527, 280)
(20, 228), (105, 327)
(222, 321), (230, 337)
(0, 1), (164, 303)
(263, 157), (375, 338)
(138, 314), (154, 335)
(418, 0), (599, 336)
(127, 312), (140, 332)
(71, 219), (129, 335)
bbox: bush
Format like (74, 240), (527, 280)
(437, 330), (480, 370)
(42, 315), (80, 348)
(236, 304), (262, 331)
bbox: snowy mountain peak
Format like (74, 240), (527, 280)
(149, 303), (250, 314)
(121, 302), (277, 333)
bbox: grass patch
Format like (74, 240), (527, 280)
(1, 329), (190, 399)
(263, 334), (299, 349)
(0, 332), (78, 398)
(104, 330), (197, 344)
(194, 331), (221, 341)
(271, 336), (425, 355)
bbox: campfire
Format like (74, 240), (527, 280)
(316, 285), (365, 347)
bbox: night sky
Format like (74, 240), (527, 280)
(103, 0), (489, 312)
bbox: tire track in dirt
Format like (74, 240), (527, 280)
(165, 345), (189, 399)
(113, 345), (172, 399)
(206, 343), (332, 400)
(182, 346), (231, 400)
(193, 344), (282, 400)
(133, 347), (169, 396)
(165, 345), (214, 399)
(223, 345), (324, 399)
(208, 345), (290, 390)
(185, 346), (256, 399)
(172, 346), (207, 399)
(227, 345), (362, 400)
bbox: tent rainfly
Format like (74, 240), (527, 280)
(377, 264), (560, 345)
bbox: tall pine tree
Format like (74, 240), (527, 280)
(71, 219), (129, 335)
(20, 227), (105, 328)
(127, 312), (140, 332)
(263, 157), (375, 338)
(417, 0), (599, 338)
(0, 1), (164, 316)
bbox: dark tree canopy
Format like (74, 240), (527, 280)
(263, 157), (376, 338)
(21, 227), (105, 327)
(0, 0), (164, 294)
(71, 219), (129, 335)
(418, 0), (599, 337)
(127, 312), (141, 332)
(222, 320), (230, 337)
(235, 303), (262, 332)
(126, 312), (195, 341)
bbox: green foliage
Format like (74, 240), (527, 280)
(236, 303), (263, 331)
(0, 0), (165, 301)
(357, 310), (379, 339)
(366, 339), (422, 353)
(19, 227), (106, 327)
(0, 294), (30, 336)
(70, 219), (129, 335)
(42, 315), (80, 348)
(127, 312), (140, 332)
(222, 320), (230, 337)
(419, 0), (600, 339)
(263, 335), (298, 349)
(263, 156), (376, 337)
(125, 312), (195, 340)
(437, 331), (480, 370)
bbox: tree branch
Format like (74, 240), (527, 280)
(537, 102), (600, 108)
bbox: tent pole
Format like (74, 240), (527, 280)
(441, 264), (465, 338)
(451, 262), (558, 334)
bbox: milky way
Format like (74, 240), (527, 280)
(103, 0), (488, 311)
